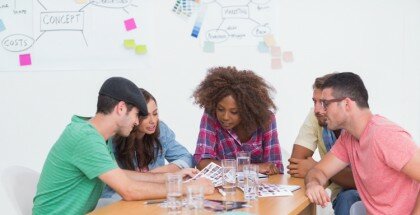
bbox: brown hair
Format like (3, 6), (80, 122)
(113, 89), (162, 170)
(313, 73), (336, 90)
(192, 66), (276, 135)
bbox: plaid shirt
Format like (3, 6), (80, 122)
(193, 112), (284, 173)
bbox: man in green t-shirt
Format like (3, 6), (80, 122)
(33, 77), (214, 215)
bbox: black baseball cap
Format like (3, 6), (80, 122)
(99, 77), (148, 116)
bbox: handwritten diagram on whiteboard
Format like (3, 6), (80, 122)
(0, 0), (152, 71)
(191, 0), (280, 48)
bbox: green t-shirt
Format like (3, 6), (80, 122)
(33, 115), (118, 215)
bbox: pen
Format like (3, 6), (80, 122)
(144, 200), (165, 205)
(218, 188), (226, 197)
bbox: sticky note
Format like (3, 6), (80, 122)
(124, 18), (137, 31)
(203, 41), (214, 53)
(257, 41), (269, 53)
(282, 51), (294, 62)
(124, 39), (136, 48)
(264, 34), (276, 47)
(19, 54), (32, 66)
(271, 58), (282, 70)
(0, 19), (5, 32)
(75, 0), (87, 4)
(271, 46), (281, 57)
(135, 45), (147, 54)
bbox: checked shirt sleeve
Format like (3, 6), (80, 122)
(193, 113), (218, 165)
(262, 114), (284, 173)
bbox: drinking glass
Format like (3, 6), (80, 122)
(166, 173), (183, 214)
(221, 159), (237, 194)
(243, 164), (259, 200)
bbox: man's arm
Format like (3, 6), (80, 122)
(291, 144), (314, 159)
(100, 168), (168, 201)
(400, 148), (420, 214)
(100, 168), (214, 201)
(288, 144), (316, 178)
(305, 153), (348, 207)
(330, 166), (356, 189)
(149, 164), (181, 173)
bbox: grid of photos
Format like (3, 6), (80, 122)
(172, 0), (199, 19)
(185, 162), (223, 187)
(239, 184), (300, 197)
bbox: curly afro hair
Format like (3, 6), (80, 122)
(192, 66), (276, 134)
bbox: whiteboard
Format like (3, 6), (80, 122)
(0, 0), (152, 71)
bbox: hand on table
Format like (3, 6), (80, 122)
(287, 157), (317, 178)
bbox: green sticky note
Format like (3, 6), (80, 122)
(124, 39), (136, 48)
(203, 41), (214, 53)
(135, 45), (147, 54)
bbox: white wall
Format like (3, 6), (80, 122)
(1, 0), (419, 214)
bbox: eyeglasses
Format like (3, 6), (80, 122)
(320, 97), (347, 110)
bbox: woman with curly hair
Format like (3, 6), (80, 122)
(192, 66), (283, 175)
(99, 88), (194, 202)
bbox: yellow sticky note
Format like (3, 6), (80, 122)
(124, 39), (136, 48)
(75, 0), (87, 4)
(135, 45), (147, 55)
(283, 51), (294, 62)
(271, 58), (282, 70)
(271, 46), (281, 57)
(264, 34), (276, 47)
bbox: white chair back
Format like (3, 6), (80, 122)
(2, 166), (40, 215)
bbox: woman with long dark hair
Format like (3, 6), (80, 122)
(99, 88), (193, 201)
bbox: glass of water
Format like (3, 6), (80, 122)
(166, 173), (183, 214)
(221, 159), (237, 194)
(243, 164), (259, 200)
(187, 185), (204, 210)
(236, 151), (251, 185)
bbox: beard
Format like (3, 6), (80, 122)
(315, 114), (327, 127)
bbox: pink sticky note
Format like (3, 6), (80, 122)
(19, 54), (32, 66)
(124, 18), (137, 31)
(283, 51), (294, 62)
(271, 58), (282, 70)
(271, 46), (281, 57)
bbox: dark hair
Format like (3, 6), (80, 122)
(113, 89), (162, 170)
(96, 95), (135, 115)
(192, 66), (276, 135)
(313, 73), (336, 90)
(322, 72), (369, 108)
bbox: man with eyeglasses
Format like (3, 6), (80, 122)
(288, 74), (360, 215)
(305, 72), (420, 214)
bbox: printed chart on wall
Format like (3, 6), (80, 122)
(0, 0), (152, 71)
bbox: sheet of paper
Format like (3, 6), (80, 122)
(264, 34), (276, 47)
(282, 51), (294, 62)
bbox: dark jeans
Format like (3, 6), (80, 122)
(332, 189), (361, 215)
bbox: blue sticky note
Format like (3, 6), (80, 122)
(203, 41), (214, 53)
(258, 41), (269, 53)
(0, 19), (5, 32)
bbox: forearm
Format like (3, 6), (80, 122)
(197, 159), (220, 170)
(305, 167), (329, 188)
(123, 170), (166, 183)
(122, 181), (167, 201)
(150, 164), (181, 173)
(412, 192), (420, 215)
(330, 166), (356, 189)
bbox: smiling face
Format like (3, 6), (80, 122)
(216, 95), (241, 130)
(137, 99), (159, 135)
